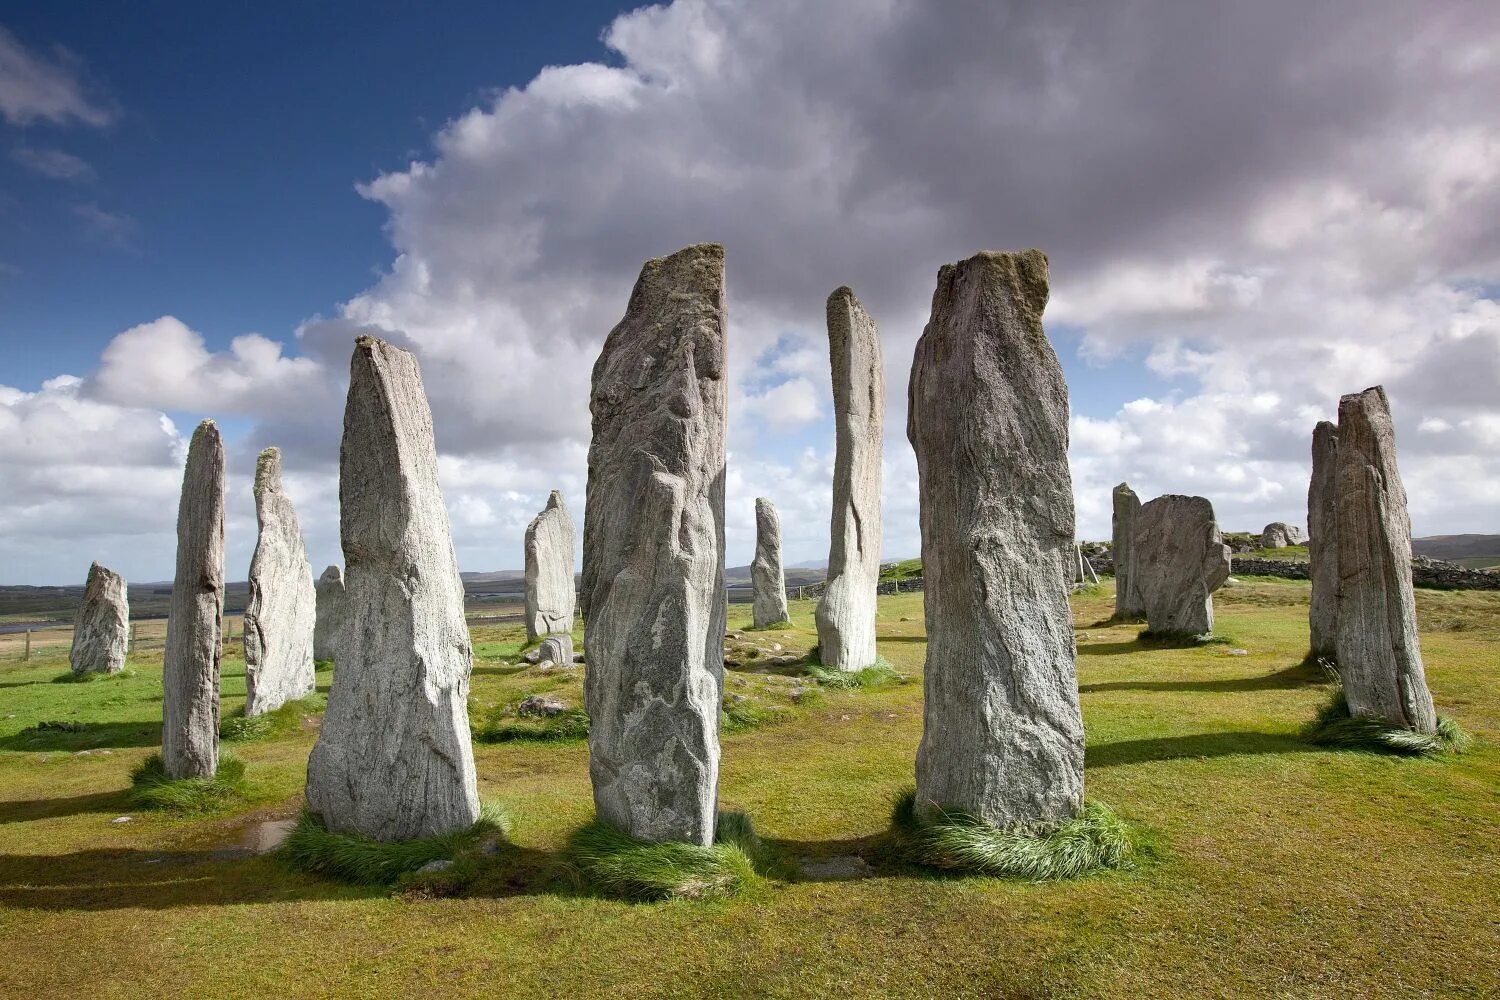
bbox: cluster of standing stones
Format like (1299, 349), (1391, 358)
(66, 239), (1449, 846)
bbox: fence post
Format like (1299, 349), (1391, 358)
(25, 629), (32, 662)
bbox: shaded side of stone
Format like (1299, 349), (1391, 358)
(1111, 483), (1143, 617)
(1133, 494), (1231, 636)
(313, 565), (345, 662)
(243, 447), (317, 716)
(1307, 421), (1339, 661)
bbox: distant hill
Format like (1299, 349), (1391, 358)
(1412, 534), (1500, 569)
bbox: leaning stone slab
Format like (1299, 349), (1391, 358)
(1111, 483), (1143, 618)
(582, 243), (726, 846)
(305, 337), (480, 841)
(1133, 495), (1231, 636)
(1307, 421), (1339, 662)
(525, 490), (576, 643)
(162, 420), (225, 780)
(816, 286), (884, 671)
(313, 565), (345, 662)
(907, 249), (1084, 830)
(1333, 386), (1437, 732)
(752, 497), (790, 627)
(70, 562), (129, 675)
(243, 447), (316, 716)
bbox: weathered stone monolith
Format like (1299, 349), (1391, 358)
(907, 249), (1083, 830)
(537, 633), (573, 669)
(1333, 386), (1437, 732)
(243, 447), (316, 716)
(305, 337), (480, 841)
(1307, 421), (1339, 662)
(525, 490), (576, 643)
(816, 287), (884, 672)
(1111, 483), (1143, 618)
(1260, 522), (1306, 548)
(581, 243), (726, 846)
(1133, 495), (1231, 636)
(162, 420), (225, 780)
(313, 565), (344, 662)
(752, 498), (790, 628)
(70, 562), (129, 675)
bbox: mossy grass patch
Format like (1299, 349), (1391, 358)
(721, 696), (784, 733)
(475, 706), (590, 744)
(803, 658), (905, 689)
(568, 810), (777, 901)
(744, 619), (794, 632)
(889, 789), (1146, 881)
(219, 693), (326, 742)
(1137, 629), (1234, 648)
(52, 668), (136, 684)
(1304, 689), (1472, 757)
(281, 804), (509, 885)
(128, 753), (248, 813)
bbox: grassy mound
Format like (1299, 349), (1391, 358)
(1304, 690), (1472, 757)
(744, 619), (793, 632)
(803, 659), (904, 689)
(128, 753), (248, 813)
(721, 696), (783, 733)
(281, 805), (508, 885)
(475, 707), (590, 744)
(52, 669), (136, 684)
(891, 790), (1143, 881)
(568, 810), (772, 901)
(219, 693), (326, 742)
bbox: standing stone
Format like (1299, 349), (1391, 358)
(582, 243), (726, 846)
(751, 498), (790, 628)
(1260, 522), (1306, 548)
(816, 286), (884, 672)
(1307, 421), (1339, 662)
(907, 249), (1083, 830)
(162, 420), (225, 780)
(524, 490), (576, 643)
(70, 562), (129, 675)
(1111, 483), (1143, 619)
(305, 337), (480, 841)
(313, 565), (345, 662)
(243, 447), (316, 716)
(537, 633), (573, 669)
(1333, 386), (1437, 732)
(1133, 495), (1231, 636)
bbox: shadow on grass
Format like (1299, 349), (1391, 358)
(1080, 661), (1329, 694)
(1077, 641), (1148, 657)
(0, 720), (160, 752)
(1085, 730), (1314, 768)
(471, 663), (533, 678)
(0, 789), (131, 825)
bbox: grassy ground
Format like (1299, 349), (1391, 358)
(0, 582), (1496, 998)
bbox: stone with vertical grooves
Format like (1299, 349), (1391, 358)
(305, 337), (480, 841)
(1307, 421), (1339, 662)
(1333, 386), (1437, 732)
(537, 633), (573, 669)
(907, 249), (1084, 830)
(243, 447), (316, 716)
(313, 565), (345, 663)
(582, 243), (726, 846)
(70, 562), (129, 676)
(162, 420), (225, 780)
(816, 286), (884, 671)
(752, 497), (790, 627)
(1111, 483), (1143, 618)
(1133, 495), (1231, 636)
(524, 490), (576, 643)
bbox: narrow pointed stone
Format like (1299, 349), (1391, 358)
(907, 249), (1083, 830)
(305, 337), (480, 841)
(1111, 482), (1143, 618)
(524, 490), (576, 643)
(243, 447), (316, 716)
(162, 420), (225, 780)
(751, 497), (790, 627)
(1133, 494), (1231, 636)
(1333, 386), (1437, 732)
(816, 286), (884, 671)
(1307, 421), (1339, 662)
(70, 562), (129, 675)
(582, 243), (726, 846)
(313, 565), (345, 662)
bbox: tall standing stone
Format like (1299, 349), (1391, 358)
(1333, 386), (1437, 732)
(524, 490), (576, 643)
(305, 337), (480, 841)
(816, 286), (884, 672)
(1111, 483), (1143, 618)
(243, 447), (316, 716)
(1132, 495), (1231, 636)
(582, 243), (726, 846)
(162, 420), (225, 780)
(1307, 421), (1339, 662)
(70, 562), (129, 676)
(907, 249), (1083, 830)
(751, 497), (790, 628)
(313, 565), (345, 662)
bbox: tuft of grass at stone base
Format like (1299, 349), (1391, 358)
(1304, 689), (1472, 757)
(568, 810), (773, 901)
(127, 753), (248, 813)
(475, 707), (590, 744)
(280, 804), (509, 885)
(220, 693), (326, 742)
(804, 659), (905, 689)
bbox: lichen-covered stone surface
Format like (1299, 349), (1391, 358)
(1333, 386), (1437, 732)
(906, 249), (1084, 831)
(162, 420), (225, 780)
(537, 633), (573, 669)
(816, 286), (884, 671)
(243, 447), (316, 716)
(1307, 421), (1340, 662)
(1112, 483), (1143, 618)
(305, 337), (480, 841)
(524, 490), (576, 642)
(581, 243), (726, 846)
(1133, 495), (1231, 636)
(313, 565), (345, 662)
(70, 562), (129, 676)
(752, 497), (790, 627)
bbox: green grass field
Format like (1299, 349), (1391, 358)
(1, 580), (1496, 999)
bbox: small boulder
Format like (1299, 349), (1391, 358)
(517, 695), (567, 718)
